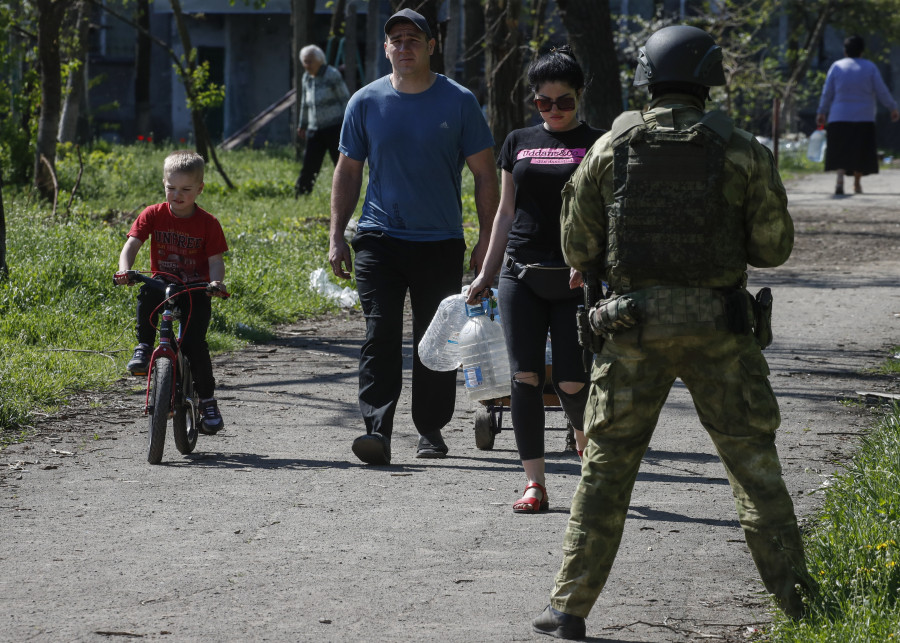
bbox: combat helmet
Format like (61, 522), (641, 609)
(633, 25), (725, 87)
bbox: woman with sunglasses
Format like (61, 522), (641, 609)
(467, 46), (604, 513)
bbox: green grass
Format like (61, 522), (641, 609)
(777, 151), (823, 182)
(0, 142), (486, 438)
(764, 406), (900, 641)
(875, 348), (900, 376)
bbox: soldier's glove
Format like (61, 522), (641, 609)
(589, 297), (640, 335)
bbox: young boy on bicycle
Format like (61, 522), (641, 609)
(114, 150), (230, 434)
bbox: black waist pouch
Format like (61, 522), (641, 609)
(505, 254), (578, 301)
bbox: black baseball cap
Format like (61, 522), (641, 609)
(384, 8), (433, 40)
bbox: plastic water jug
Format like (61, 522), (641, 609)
(807, 126), (826, 163)
(418, 294), (468, 371)
(458, 301), (511, 401)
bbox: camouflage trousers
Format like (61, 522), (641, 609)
(550, 328), (814, 619)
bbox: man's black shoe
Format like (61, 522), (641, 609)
(352, 433), (391, 465)
(532, 605), (586, 640)
(415, 430), (448, 458)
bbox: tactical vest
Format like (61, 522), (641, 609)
(605, 109), (747, 293)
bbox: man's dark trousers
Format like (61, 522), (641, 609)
(351, 231), (465, 438)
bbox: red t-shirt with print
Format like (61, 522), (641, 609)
(128, 203), (228, 283)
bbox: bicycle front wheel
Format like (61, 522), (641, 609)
(148, 357), (173, 464)
(173, 358), (198, 455)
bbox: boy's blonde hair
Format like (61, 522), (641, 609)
(163, 150), (205, 181)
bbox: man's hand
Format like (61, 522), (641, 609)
(465, 147), (500, 274)
(329, 238), (353, 279)
(469, 237), (489, 274)
(297, 128), (307, 141)
(891, 109), (899, 123)
(815, 113), (826, 128)
(113, 270), (132, 286)
(330, 155), (364, 280)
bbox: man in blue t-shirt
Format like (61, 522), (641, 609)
(329, 8), (499, 466)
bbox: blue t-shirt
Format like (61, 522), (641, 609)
(339, 74), (494, 241)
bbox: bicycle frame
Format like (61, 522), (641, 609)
(144, 285), (187, 415)
(116, 270), (228, 463)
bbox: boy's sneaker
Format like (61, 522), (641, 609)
(126, 344), (151, 376)
(199, 399), (224, 435)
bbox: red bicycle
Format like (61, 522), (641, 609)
(115, 270), (229, 464)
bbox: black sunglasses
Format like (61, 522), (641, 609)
(533, 95), (577, 112)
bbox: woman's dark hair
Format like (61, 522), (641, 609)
(527, 45), (585, 93)
(844, 35), (865, 58)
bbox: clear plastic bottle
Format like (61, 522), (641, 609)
(545, 332), (552, 365)
(418, 294), (468, 371)
(458, 301), (511, 401)
(807, 126), (826, 163)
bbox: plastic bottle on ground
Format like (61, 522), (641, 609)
(418, 294), (468, 371)
(458, 300), (511, 401)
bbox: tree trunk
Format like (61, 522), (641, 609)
(34, 0), (68, 201)
(292, 0), (315, 160)
(327, 0), (347, 66)
(344, 0), (358, 92)
(555, 0), (621, 130)
(58, 0), (91, 144)
(169, 0), (208, 160)
(0, 166), (7, 280)
(134, 0), (152, 138)
(463, 0), (485, 99)
(84, 0), (230, 187)
(529, 0), (549, 62)
(484, 0), (523, 154)
(365, 0), (383, 83)
(444, 0), (461, 79)
(779, 0), (835, 133)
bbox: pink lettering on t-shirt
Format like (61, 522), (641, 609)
(517, 147), (587, 165)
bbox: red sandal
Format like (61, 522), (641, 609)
(513, 481), (549, 514)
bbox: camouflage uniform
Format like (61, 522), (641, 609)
(550, 94), (813, 619)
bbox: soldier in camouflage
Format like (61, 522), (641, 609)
(533, 26), (815, 640)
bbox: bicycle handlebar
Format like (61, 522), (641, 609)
(113, 270), (230, 298)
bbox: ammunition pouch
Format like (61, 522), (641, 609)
(576, 284), (774, 348)
(576, 304), (604, 356)
(723, 287), (774, 349)
(724, 289), (754, 335)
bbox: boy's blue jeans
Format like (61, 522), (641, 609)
(351, 231), (465, 439)
(136, 282), (215, 398)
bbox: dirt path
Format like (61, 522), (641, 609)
(2, 171), (898, 642)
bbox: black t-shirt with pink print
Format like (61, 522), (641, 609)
(498, 122), (603, 263)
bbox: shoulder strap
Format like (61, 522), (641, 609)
(694, 110), (733, 142)
(610, 110), (647, 143)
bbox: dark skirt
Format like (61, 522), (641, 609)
(824, 121), (879, 175)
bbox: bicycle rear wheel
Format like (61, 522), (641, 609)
(173, 358), (198, 455)
(148, 357), (173, 464)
